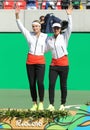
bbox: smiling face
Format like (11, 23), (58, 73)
(53, 26), (61, 37)
(32, 20), (41, 34)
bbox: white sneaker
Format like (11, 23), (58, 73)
(38, 103), (44, 111)
(30, 104), (38, 111)
(47, 104), (55, 111)
(59, 104), (65, 111)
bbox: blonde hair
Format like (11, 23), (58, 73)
(32, 20), (41, 25)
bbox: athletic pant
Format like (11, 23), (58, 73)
(49, 65), (69, 105)
(26, 64), (45, 102)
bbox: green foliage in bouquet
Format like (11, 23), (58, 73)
(0, 109), (70, 123)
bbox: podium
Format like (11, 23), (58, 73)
(0, 105), (90, 130)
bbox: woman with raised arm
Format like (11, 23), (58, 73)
(15, 7), (47, 111)
(46, 5), (73, 111)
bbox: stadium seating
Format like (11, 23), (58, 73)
(86, 0), (90, 9)
(26, 0), (38, 9)
(36, 0), (38, 8)
(72, 0), (80, 9)
(3, 0), (15, 9)
(0, 0), (3, 9)
(1, 0), (88, 10)
(61, 0), (70, 9)
(56, 0), (62, 10)
(41, 0), (46, 9)
(16, 0), (26, 9)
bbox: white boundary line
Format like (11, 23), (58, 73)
(65, 104), (82, 109)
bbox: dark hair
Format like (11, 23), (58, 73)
(61, 20), (68, 30)
(39, 16), (44, 21)
(48, 5), (53, 9)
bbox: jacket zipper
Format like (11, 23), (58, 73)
(34, 38), (38, 55)
(54, 41), (58, 58)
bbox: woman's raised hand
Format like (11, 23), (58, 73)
(15, 6), (20, 19)
(66, 4), (73, 15)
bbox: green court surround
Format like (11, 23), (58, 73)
(0, 33), (90, 90)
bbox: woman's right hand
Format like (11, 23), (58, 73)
(15, 6), (20, 19)
(15, 6), (20, 14)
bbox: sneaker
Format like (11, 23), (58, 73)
(47, 104), (55, 111)
(30, 104), (38, 111)
(38, 102), (44, 111)
(59, 104), (65, 111)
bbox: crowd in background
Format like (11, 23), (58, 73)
(0, 0), (90, 9)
